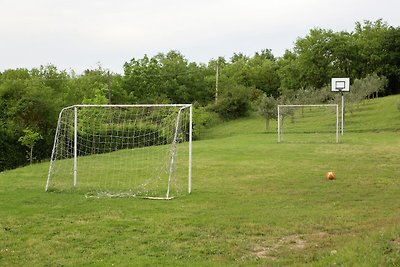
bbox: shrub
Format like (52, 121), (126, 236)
(192, 106), (220, 140)
(0, 129), (26, 171)
(212, 85), (252, 120)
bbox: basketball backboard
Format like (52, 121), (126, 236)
(331, 78), (350, 92)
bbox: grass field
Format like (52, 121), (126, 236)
(1, 95), (400, 266)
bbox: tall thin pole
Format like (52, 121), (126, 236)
(277, 106), (281, 143)
(188, 105), (192, 194)
(341, 91), (344, 135)
(215, 63), (219, 103)
(336, 104), (339, 143)
(73, 106), (78, 187)
(107, 71), (111, 104)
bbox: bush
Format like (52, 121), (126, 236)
(0, 129), (26, 171)
(192, 106), (220, 140)
(211, 85), (252, 120)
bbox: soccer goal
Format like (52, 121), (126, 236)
(45, 104), (192, 199)
(277, 104), (339, 143)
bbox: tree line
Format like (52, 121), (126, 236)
(0, 20), (399, 171)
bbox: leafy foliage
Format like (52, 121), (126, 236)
(347, 74), (388, 113)
(211, 85), (252, 120)
(18, 128), (42, 164)
(258, 94), (277, 131)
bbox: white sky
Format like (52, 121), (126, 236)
(1, 0), (399, 74)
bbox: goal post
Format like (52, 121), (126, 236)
(278, 104), (339, 143)
(45, 104), (192, 199)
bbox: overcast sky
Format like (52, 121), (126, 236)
(1, 0), (399, 74)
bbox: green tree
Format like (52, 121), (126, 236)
(258, 94), (277, 131)
(124, 51), (212, 104)
(293, 28), (336, 88)
(157, 51), (188, 102)
(18, 128), (42, 164)
(123, 55), (163, 103)
(212, 85), (252, 120)
(277, 50), (304, 91)
(223, 54), (252, 87)
(347, 74), (387, 113)
(381, 26), (400, 94)
(248, 51), (280, 96)
(353, 20), (389, 77)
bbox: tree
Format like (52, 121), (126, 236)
(277, 50), (304, 91)
(157, 51), (194, 103)
(18, 128), (42, 164)
(223, 54), (252, 87)
(212, 85), (252, 120)
(249, 52), (280, 97)
(354, 20), (389, 77)
(123, 55), (163, 103)
(381, 26), (400, 94)
(258, 94), (277, 131)
(293, 28), (337, 88)
(123, 51), (211, 104)
(347, 74), (387, 113)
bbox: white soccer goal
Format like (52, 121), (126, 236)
(45, 104), (192, 199)
(278, 104), (339, 143)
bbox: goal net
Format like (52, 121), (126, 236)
(278, 104), (339, 143)
(45, 104), (192, 199)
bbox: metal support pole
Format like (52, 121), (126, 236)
(73, 106), (78, 187)
(341, 92), (344, 135)
(277, 106), (281, 143)
(188, 105), (192, 194)
(336, 104), (339, 143)
(107, 70), (111, 104)
(215, 63), (219, 103)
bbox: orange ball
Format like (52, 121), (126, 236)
(326, 171), (335, 180)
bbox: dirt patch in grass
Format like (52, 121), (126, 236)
(279, 234), (307, 250)
(244, 232), (329, 261)
(391, 237), (400, 246)
(250, 245), (278, 260)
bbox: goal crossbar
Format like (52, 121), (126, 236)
(66, 104), (192, 108)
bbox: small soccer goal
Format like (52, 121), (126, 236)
(277, 104), (339, 143)
(45, 104), (192, 199)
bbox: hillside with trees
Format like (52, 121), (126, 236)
(1, 20), (399, 171)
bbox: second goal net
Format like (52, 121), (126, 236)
(45, 104), (192, 199)
(278, 104), (339, 143)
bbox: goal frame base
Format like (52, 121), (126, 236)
(144, 196), (175, 200)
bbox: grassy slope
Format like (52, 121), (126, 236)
(202, 95), (400, 139)
(0, 95), (399, 266)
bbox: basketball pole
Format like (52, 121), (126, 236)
(341, 91), (344, 135)
(331, 78), (349, 136)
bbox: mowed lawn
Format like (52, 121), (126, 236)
(0, 95), (399, 266)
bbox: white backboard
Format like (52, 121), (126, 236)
(331, 78), (350, 92)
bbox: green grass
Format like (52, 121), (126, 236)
(1, 95), (400, 266)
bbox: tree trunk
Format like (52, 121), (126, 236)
(265, 115), (270, 131)
(30, 147), (33, 165)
